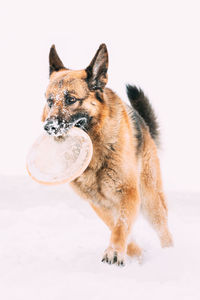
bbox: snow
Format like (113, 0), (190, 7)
(0, 175), (199, 300)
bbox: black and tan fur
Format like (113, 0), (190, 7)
(42, 44), (173, 266)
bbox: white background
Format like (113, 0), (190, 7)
(0, 0), (200, 192)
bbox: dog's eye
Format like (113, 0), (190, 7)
(64, 95), (77, 105)
(47, 98), (54, 108)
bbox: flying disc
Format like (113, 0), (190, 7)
(26, 127), (93, 185)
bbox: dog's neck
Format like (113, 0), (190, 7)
(87, 89), (127, 170)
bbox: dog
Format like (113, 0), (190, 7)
(42, 44), (173, 266)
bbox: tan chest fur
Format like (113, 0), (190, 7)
(70, 96), (139, 209)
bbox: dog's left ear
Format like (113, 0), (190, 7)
(86, 44), (108, 91)
(49, 45), (66, 76)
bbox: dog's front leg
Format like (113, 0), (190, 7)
(102, 188), (140, 266)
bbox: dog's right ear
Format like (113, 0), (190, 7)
(49, 45), (66, 76)
(85, 44), (108, 91)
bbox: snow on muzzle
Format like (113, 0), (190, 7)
(44, 115), (89, 137)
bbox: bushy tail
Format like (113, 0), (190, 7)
(126, 84), (159, 144)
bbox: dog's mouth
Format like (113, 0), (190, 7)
(72, 117), (88, 130)
(44, 113), (91, 139)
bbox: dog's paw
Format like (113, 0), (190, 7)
(101, 247), (125, 266)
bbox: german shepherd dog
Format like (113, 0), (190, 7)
(42, 44), (173, 266)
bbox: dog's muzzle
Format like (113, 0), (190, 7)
(44, 117), (68, 136)
(44, 115), (89, 136)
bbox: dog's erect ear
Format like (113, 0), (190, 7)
(49, 45), (66, 76)
(85, 44), (108, 91)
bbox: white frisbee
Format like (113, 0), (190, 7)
(26, 127), (93, 185)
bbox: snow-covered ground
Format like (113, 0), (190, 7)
(0, 175), (199, 300)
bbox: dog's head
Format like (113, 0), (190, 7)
(42, 44), (109, 138)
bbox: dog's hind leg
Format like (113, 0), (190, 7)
(141, 186), (173, 247)
(140, 135), (173, 248)
(127, 240), (142, 257)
